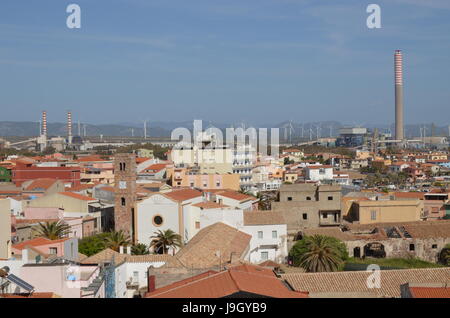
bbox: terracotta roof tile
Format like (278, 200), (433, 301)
(24, 178), (58, 191)
(59, 191), (96, 201)
(215, 190), (256, 202)
(165, 189), (203, 202)
(175, 222), (251, 269)
(243, 211), (285, 225)
(408, 286), (450, 298)
(147, 264), (307, 298)
(283, 268), (450, 298)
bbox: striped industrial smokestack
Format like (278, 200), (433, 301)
(42, 111), (47, 137)
(395, 50), (404, 141)
(67, 111), (73, 144)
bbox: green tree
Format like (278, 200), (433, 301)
(439, 244), (450, 266)
(104, 230), (131, 252)
(33, 220), (71, 240)
(131, 243), (150, 255)
(290, 235), (348, 272)
(78, 233), (110, 256)
(150, 229), (182, 255)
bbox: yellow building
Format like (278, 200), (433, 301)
(170, 167), (240, 191)
(24, 192), (97, 213)
(350, 199), (423, 224)
(0, 199), (12, 259)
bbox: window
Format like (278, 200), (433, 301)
(287, 196), (292, 201)
(370, 210), (377, 221)
(302, 213), (308, 220)
(257, 231), (263, 239)
(272, 231), (277, 238)
(190, 182), (194, 187)
(261, 252), (269, 261)
(328, 196), (333, 200)
(195, 221), (200, 229)
(432, 244), (437, 249)
(121, 197), (126, 206)
(153, 215), (163, 226)
(306, 196), (311, 201)
(322, 213), (328, 219)
(409, 244), (415, 251)
(216, 182), (220, 187)
(133, 271), (139, 283)
(49, 247), (57, 255)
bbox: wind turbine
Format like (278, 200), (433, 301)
(287, 121), (294, 144)
(141, 119), (149, 139)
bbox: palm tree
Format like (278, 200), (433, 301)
(150, 229), (182, 255)
(131, 243), (150, 255)
(104, 230), (131, 252)
(33, 220), (71, 240)
(296, 235), (345, 272)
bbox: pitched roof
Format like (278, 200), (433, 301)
(282, 268), (450, 298)
(12, 237), (69, 251)
(164, 188), (203, 202)
(24, 178), (58, 191)
(143, 163), (167, 172)
(243, 211), (285, 225)
(408, 285), (450, 298)
(80, 248), (177, 265)
(191, 201), (230, 209)
(215, 190), (256, 202)
(146, 264), (307, 298)
(393, 192), (425, 200)
(175, 222), (251, 269)
(58, 192), (96, 201)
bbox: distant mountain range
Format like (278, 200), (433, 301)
(0, 121), (448, 138)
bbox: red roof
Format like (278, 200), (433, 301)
(393, 192), (425, 200)
(144, 163), (167, 172)
(215, 190), (256, 202)
(24, 178), (58, 191)
(165, 189), (203, 202)
(59, 191), (96, 201)
(146, 264), (308, 298)
(12, 237), (69, 250)
(409, 287), (450, 298)
(306, 165), (333, 169)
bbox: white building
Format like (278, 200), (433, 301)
(305, 165), (334, 182)
(185, 205), (288, 264)
(136, 189), (203, 246)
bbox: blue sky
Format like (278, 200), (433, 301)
(0, 0), (449, 126)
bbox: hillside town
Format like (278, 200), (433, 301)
(1, 125), (449, 299)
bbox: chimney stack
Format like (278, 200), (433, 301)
(395, 50), (404, 141)
(42, 111), (47, 137)
(67, 111), (73, 144)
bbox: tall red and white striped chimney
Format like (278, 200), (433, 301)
(42, 111), (48, 137)
(67, 111), (73, 144)
(395, 50), (404, 141)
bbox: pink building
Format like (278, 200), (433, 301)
(12, 237), (78, 261)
